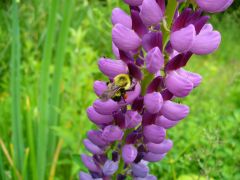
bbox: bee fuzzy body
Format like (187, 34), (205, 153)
(100, 74), (134, 102)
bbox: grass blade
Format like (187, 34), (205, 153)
(37, 0), (59, 179)
(10, 0), (24, 174)
(48, 0), (75, 160)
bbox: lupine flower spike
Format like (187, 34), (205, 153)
(80, 0), (233, 179)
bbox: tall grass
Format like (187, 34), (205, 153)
(10, 0), (24, 175)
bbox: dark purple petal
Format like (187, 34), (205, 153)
(113, 110), (125, 129)
(147, 76), (164, 93)
(122, 144), (138, 163)
(130, 9), (148, 38)
(161, 89), (174, 101)
(146, 139), (173, 154)
(132, 96), (144, 112)
(124, 0), (143, 6)
(143, 124), (166, 143)
(172, 8), (192, 32)
(142, 32), (163, 52)
(142, 110), (157, 126)
(119, 50), (134, 64)
(128, 62), (143, 80)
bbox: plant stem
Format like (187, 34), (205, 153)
(48, 0), (75, 164)
(37, 0), (58, 179)
(10, 0), (24, 174)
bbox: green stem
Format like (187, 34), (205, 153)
(10, 0), (24, 173)
(162, 0), (178, 49)
(141, 69), (154, 95)
(48, 0), (75, 164)
(37, 0), (59, 179)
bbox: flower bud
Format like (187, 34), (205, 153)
(122, 144), (138, 163)
(132, 162), (149, 178)
(146, 139), (173, 154)
(87, 130), (108, 147)
(102, 125), (124, 142)
(145, 47), (164, 74)
(155, 115), (180, 129)
(177, 68), (202, 88)
(142, 32), (163, 52)
(83, 139), (104, 155)
(125, 110), (142, 129)
(98, 58), (128, 79)
(190, 24), (221, 55)
(112, 8), (132, 28)
(87, 106), (113, 124)
(112, 23), (141, 51)
(196, 0), (233, 13)
(143, 152), (166, 162)
(124, 0), (143, 6)
(93, 81), (107, 97)
(170, 24), (196, 53)
(93, 99), (119, 115)
(161, 100), (189, 121)
(81, 154), (100, 172)
(103, 160), (119, 176)
(79, 172), (93, 180)
(144, 92), (163, 114)
(143, 124), (166, 143)
(165, 71), (193, 97)
(140, 0), (163, 27)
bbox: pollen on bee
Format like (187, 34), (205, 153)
(124, 94), (128, 100)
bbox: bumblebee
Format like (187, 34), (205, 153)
(100, 74), (134, 102)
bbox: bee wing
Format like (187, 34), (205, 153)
(100, 86), (121, 101)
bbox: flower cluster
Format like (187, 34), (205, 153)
(80, 0), (233, 179)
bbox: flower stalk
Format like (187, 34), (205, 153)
(80, 0), (233, 179)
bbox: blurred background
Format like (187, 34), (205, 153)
(0, 0), (239, 179)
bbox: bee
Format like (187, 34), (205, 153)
(100, 74), (135, 102)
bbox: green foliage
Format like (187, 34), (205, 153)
(0, 0), (239, 179)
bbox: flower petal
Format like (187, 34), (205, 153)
(144, 92), (163, 114)
(87, 106), (114, 125)
(146, 139), (173, 154)
(143, 124), (166, 143)
(93, 99), (119, 115)
(112, 8), (132, 28)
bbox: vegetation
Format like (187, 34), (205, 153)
(0, 0), (239, 179)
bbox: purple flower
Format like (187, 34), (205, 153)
(156, 115), (180, 129)
(177, 68), (202, 88)
(102, 125), (124, 142)
(145, 47), (164, 74)
(146, 139), (173, 154)
(125, 82), (141, 104)
(87, 130), (108, 147)
(112, 23), (142, 51)
(143, 152), (166, 162)
(103, 160), (119, 176)
(170, 24), (196, 53)
(165, 70), (193, 97)
(196, 0), (233, 13)
(161, 101), (189, 121)
(87, 106), (113, 125)
(112, 8), (132, 28)
(132, 162), (149, 178)
(79, 172), (93, 180)
(190, 24), (221, 55)
(143, 124), (166, 143)
(125, 110), (142, 129)
(98, 58), (128, 79)
(144, 92), (163, 114)
(112, 42), (120, 59)
(81, 154), (100, 172)
(93, 80), (107, 97)
(122, 144), (138, 163)
(83, 139), (104, 155)
(140, 0), (163, 27)
(93, 99), (119, 115)
(123, 0), (143, 6)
